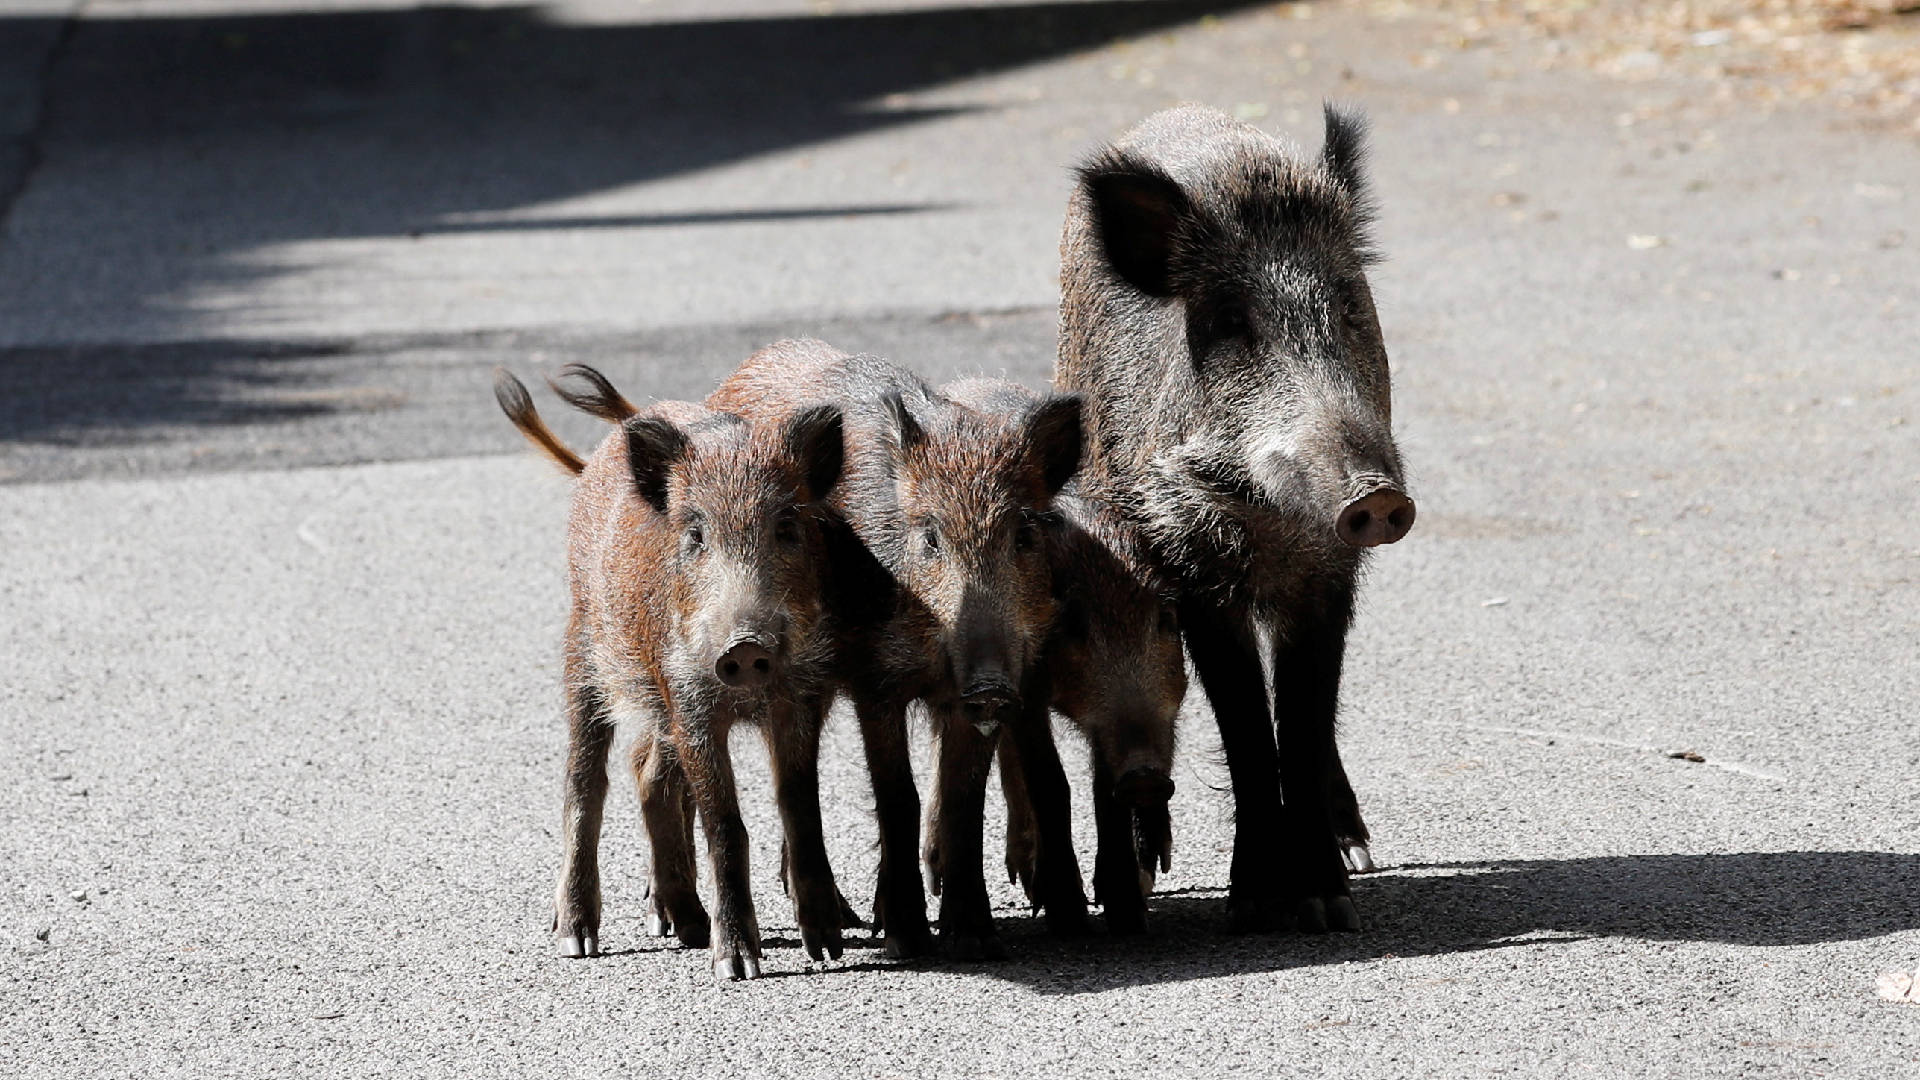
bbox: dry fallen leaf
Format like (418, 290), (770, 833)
(1877, 966), (1917, 1003)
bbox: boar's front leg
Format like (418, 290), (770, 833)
(632, 734), (710, 948)
(553, 676), (613, 959)
(855, 698), (934, 958)
(1179, 597), (1287, 933)
(1269, 585), (1361, 933)
(930, 707), (1006, 959)
(675, 716), (762, 980)
(1002, 696), (1089, 937)
(767, 695), (849, 961)
(1328, 747), (1376, 874)
(1090, 760), (1149, 935)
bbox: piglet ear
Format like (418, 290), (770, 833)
(1079, 150), (1190, 298)
(1023, 393), (1084, 498)
(880, 391), (925, 460)
(622, 416), (689, 515)
(783, 404), (844, 502)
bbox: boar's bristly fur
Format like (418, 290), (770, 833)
(1058, 104), (1412, 933)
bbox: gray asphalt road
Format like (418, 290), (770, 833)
(3, 2), (1917, 1077)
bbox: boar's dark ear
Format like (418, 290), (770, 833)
(1320, 103), (1371, 199)
(1023, 393), (1084, 497)
(622, 416), (689, 515)
(1079, 150), (1189, 298)
(784, 404), (844, 501)
(880, 391), (925, 459)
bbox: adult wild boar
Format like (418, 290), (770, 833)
(1057, 104), (1414, 932)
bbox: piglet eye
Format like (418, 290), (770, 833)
(775, 512), (801, 545)
(1157, 607), (1179, 635)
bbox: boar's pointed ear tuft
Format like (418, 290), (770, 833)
(1024, 393), (1084, 497)
(880, 391), (925, 459)
(1320, 103), (1371, 199)
(784, 404), (844, 501)
(1079, 151), (1189, 298)
(622, 416), (689, 515)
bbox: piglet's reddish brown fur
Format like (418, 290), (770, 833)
(496, 367), (849, 980)
(709, 340), (1087, 960)
(944, 378), (1188, 936)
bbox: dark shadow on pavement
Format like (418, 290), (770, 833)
(417, 204), (955, 235)
(0, 309), (1061, 482)
(0, 0), (1262, 468)
(888, 851), (1920, 994)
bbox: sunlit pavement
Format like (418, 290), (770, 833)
(3, 3), (1916, 1076)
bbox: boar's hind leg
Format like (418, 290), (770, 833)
(856, 699), (934, 958)
(1004, 697), (1090, 936)
(1328, 748), (1376, 874)
(930, 710), (1007, 960)
(995, 736), (1039, 903)
(1269, 586), (1362, 933)
(554, 680), (613, 959)
(1179, 598), (1288, 933)
(633, 734), (710, 948)
(767, 696), (849, 962)
(677, 720), (762, 980)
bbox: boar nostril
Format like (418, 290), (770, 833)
(1336, 488), (1416, 548)
(715, 640), (775, 688)
(1115, 766), (1175, 807)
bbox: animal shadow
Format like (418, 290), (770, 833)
(968, 850), (1920, 993)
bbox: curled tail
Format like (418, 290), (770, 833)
(494, 368), (585, 475)
(549, 363), (640, 422)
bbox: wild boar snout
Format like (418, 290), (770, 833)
(693, 555), (795, 692)
(1113, 764), (1175, 808)
(1336, 482), (1415, 548)
(948, 583), (1027, 728)
(1246, 404), (1411, 547)
(714, 633), (778, 688)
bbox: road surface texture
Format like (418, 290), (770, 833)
(3, 1), (1917, 1077)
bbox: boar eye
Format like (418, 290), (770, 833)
(683, 521), (705, 551)
(919, 523), (941, 555)
(1014, 519), (1041, 554)
(774, 511), (801, 546)
(1213, 302), (1250, 340)
(1157, 607), (1179, 636)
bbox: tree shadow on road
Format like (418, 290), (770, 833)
(0, 310), (1062, 481)
(897, 851), (1920, 993)
(0, 0), (1260, 467)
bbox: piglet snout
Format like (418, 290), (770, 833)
(959, 677), (1017, 732)
(715, 635), (777, 688)
(1114, 766), (1175, 808)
